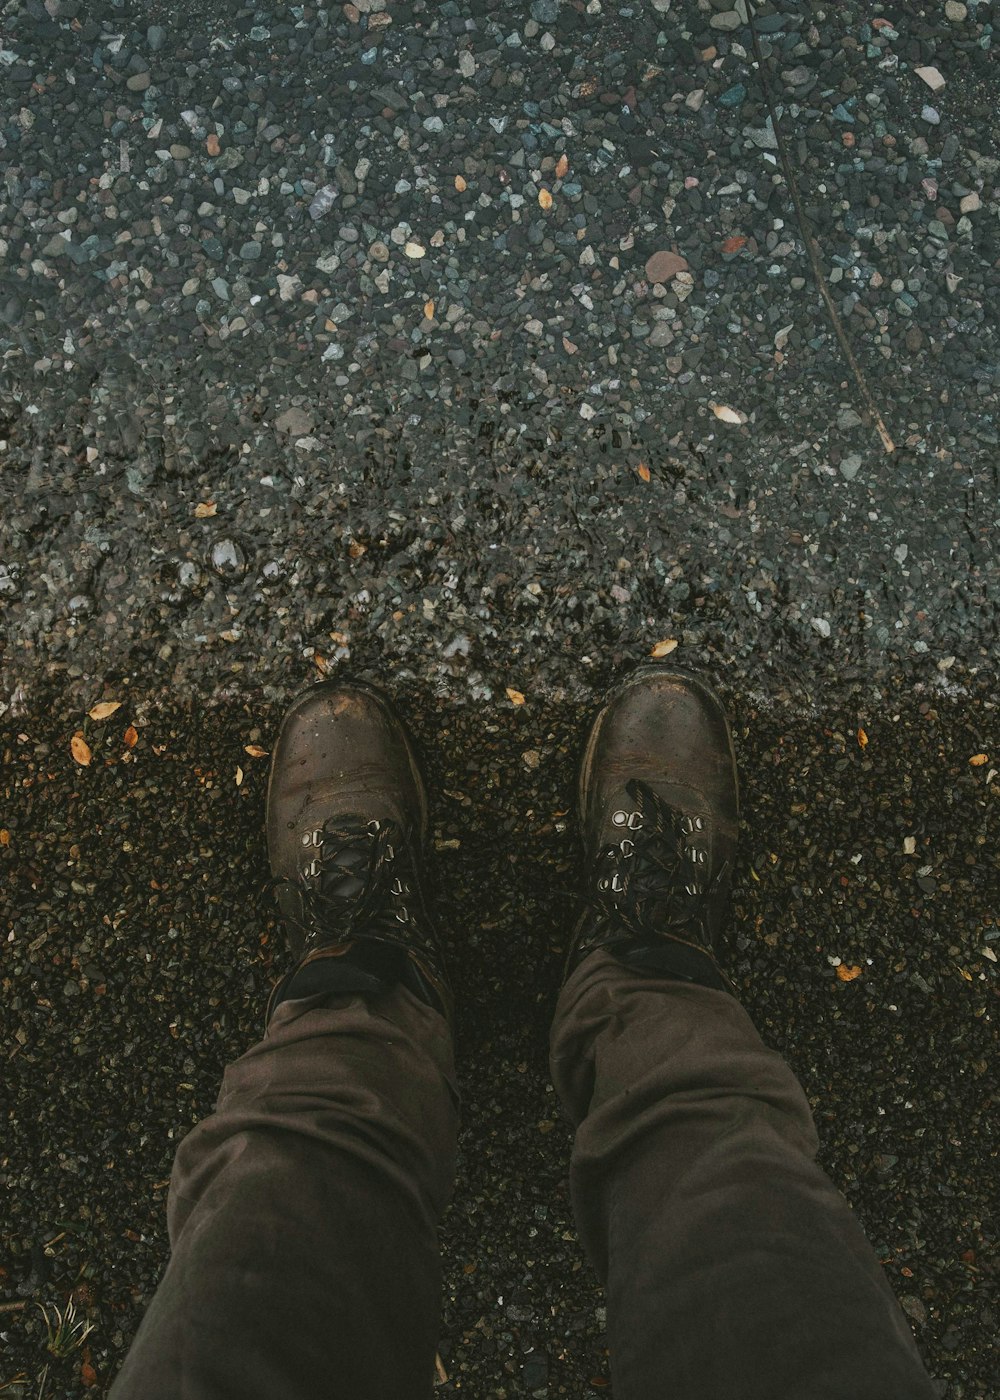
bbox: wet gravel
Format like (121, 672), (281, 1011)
(0, 0), (997, 703)
(1, 0), (999, 1395)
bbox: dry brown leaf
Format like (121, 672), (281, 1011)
(235, 766), (244, 787)
(538, 187), (553, 210)
(348, 539), (367, 558)
(424, 298), (435, 320)
(836, 964), (862, 982)
(81, 1360), (98, 1389)
(650, 639), (678, 658)
(555, 153), (569, 179)
(88, 701), (122, 721)
(123, 725), (138, 749)
(194, 501), (217, 518)
(857, 728), (869, 749)
(506, 687), (526, 706)
(244, 744), (269, 759)
(969, 753), (988, 766)
(637, 462), (651, 483)
(71, 733), (92, 766)
(0, 829), (10, 847)
(711, 403), (742, 425)
(454, 174), (467, 192)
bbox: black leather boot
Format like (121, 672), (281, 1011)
(265, 680), (450, 1023)
(566, 665), (739, 994)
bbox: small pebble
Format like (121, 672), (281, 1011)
(645, 250), (689, 283)
(914, 66), (946, 94)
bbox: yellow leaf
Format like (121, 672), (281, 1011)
(711, 403), (742, 425)
(0, 829), (10, 847)
(538, 187), (553, 210)
(235, 766), (244, 787)
(454, 174), (467, 192)
(857, 728), (868, 749)
(650, 639), (678, 658)
(969, 753), (988, 766)
(88, 701), (122, 721)
(194, 501), (217, 518)
(836, 964), (862, 982)
(123, 725), (138, 748)
(506, 687), (526, 706)
(637, 462), (651, 482)
(71, 733), (92, 766)
(555, 153), (569, 179)
(244, 745), (269, 758)
(424, 298), (435, 320)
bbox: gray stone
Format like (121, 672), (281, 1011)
(840, 454), (863, 481)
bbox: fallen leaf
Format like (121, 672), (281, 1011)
(506, 687), (526, 706)
(555, 152), (569, 179)
(244, 744), (269, 758)
(454, 174), (467, 192)
(651, 639), (678, 658)
(538, 187), (553, 210)
(424, 298), (435, 320)
(235, 766), (244, 787)
(348, 540), (367, 558)
(969, 753), (988, 766)
(857, 728), (869, 749)
(88, 701), (122, 721)
(71, 733), (92, 766)
(711, 403), (743, 425)
(81, 1361), (98, 1388)
(721, 234), (748, 254)
(194, 501), (217, 518)
(637, 462), (651, 482)
(836, 964), (862, 982)
(0, 829), (10, 847)
(123, 725), (138, 748)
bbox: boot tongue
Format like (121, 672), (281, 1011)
(317, 843), (368, 901)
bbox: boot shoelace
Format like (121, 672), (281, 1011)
(280, 817), (418, 951)
(587, 778), (727, 946)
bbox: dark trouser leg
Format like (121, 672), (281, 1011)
(111, 986), (458, 1400)
(550, 952), (937, 1400)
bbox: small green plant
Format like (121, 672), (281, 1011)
(36, 1297), (94, 1359)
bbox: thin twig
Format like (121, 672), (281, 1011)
(0, 1301), (28, 1314)
(748, 2), (896, 455)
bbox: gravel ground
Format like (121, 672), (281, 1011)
(1, 0), (998, 1396)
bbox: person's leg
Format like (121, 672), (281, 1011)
(113, 983), (457, 1400)
(111, 680), (460, 1400)
(551, 951), (936, 1400)
(552, 666), (936, 1400)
